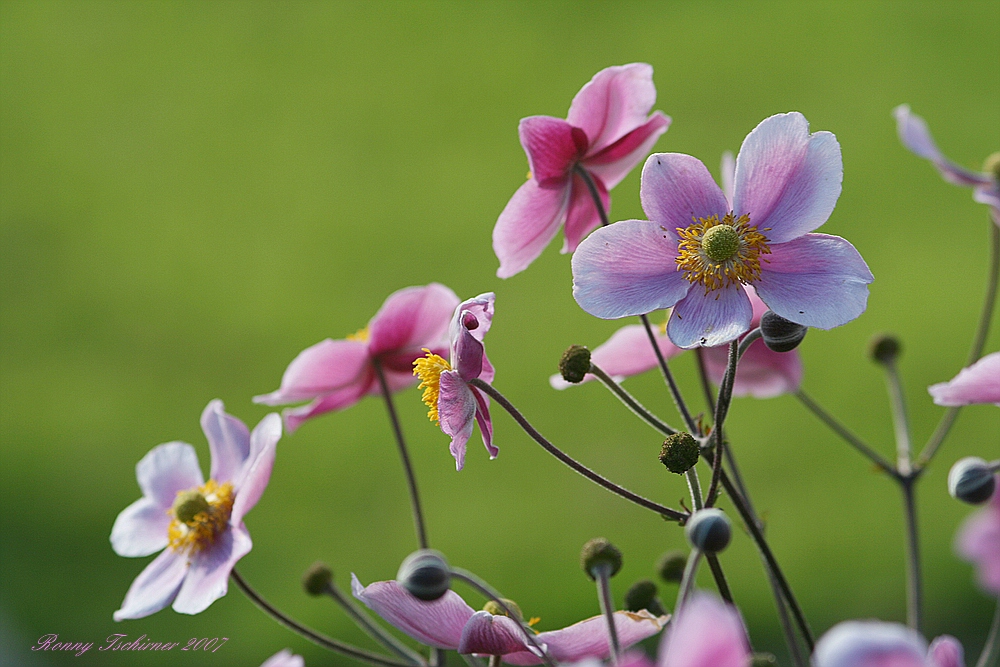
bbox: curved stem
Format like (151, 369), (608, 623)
(640, 314), (699, 434)
(694, 347), (717, 415)
(705, 340), (739, 507)
(470, 379), (687, 522)
(705, 554), (733, 604)
(589, 363), (677, 435)
(322, 581), (427, 665)
(573, 164), (610, 228)
(794, 390), (898, 477)
(883, 359), (913, 476)
(674, 549), (703, 612)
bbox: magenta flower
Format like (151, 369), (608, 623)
(956, 474), (1000, 595)
(894, 104), (1000, 227)
(657, 594), (750, 667)
(413, 293), (496, 470)
(351, 575), (667, 663)
(494, 63), (671, 278)
(261, 649), (304, 667)
(110, 400), (281, 620)
(928, 352), (1000, 407)
(255, 283), (459, 432)
(572, 112), (873, 349)
(813, 620), (964, 667)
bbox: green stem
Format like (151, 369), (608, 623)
(589, 363), (678, 435)
(322, 581), (427, 665)
(901, 479), (922, 632)
(640, 314), (699, 434)
(883, 359), (913, 476)
(794, 390), (898, 477)
(594, 565), (621, 665)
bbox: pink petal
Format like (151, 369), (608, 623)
(261, 649), (305, 667)
(519, 116), (586, 184)
(173, 525), (252, 615)
(667, 284), (753, 349)
(136, 442), (204, 510)
(586, 112), (671, 190)
(928, 352), (1000, 407)
(561, 170), (609, 254)
(658, 594), (749, 667)
(720, 151), (736, 206)
(201, 399), (251, 484)
(281, 371), (375, 433)
(733, 112), (842, 244)
(893, 105), (991, 188)
(928, 636), (965, 667)
(439, 370), (477, 471)
(471, 386), (496, 460)
(494, 179), (571, 279)
(754, 233), (873, 330)
(812, 621), (928, 667)
(351, 575), (475, 649)
(572, 219), (690, 319)
(368, 284), (461, 358)
(451, 293), (495, 382)
(505, 611), (667, 666)
(703, 336), (803, 398)
(956, 482), (1000, 594)
(567, 63), (658, 155)
(640, 153), (730, 233)
(458, 611), (534, 656)
(549, 322), (682, 389)
(110, 497), (171, 557)
(113, 548), (188, 621)
(231, 413), (281, 525)
(254, 339), (370, 404)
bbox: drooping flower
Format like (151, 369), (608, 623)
(956, 474), (1000, 595)
(351, 574), (667, 663)
(261, 649), (305, 667)
(413, 293), (496, 471)
(494, 63), (671, 278)
(255, 283), (460, 432)
(894, 104), (1000, 227)
(572, 112), (873, 349)
(110, 400), (281, 620)
(657, 593), (750, 667)
(813, 620), (964, 667)
(928, 352), (1000, 407)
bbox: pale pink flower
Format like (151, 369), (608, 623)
(928, 352), (1000, 407)
(657, 594), (750, 667)
(956, 474), (1000, 595)
(261, 649), (305, 667)
(813, 620), (964, 667)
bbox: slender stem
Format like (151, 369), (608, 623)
(594, 565), (621, 665)
(432, 649), (446, 667)
(705, 341), (739, 507)
(589, 363), (678, 435)
(573, 164), (610, 227)
(322, 581), (427, 665)
(686, 467), (704, 511)
(231, 569), (414, 667)
(462, 656), (486, 667)
(794, 390), (898, 477)
(682, 457), (731, 602)
(470, 379), (687, 522)
(674, 549), (703, 612)
(373, 359), (428, 549)
(704, 554), (733, 603)
(883, 359), (913, 476)
(900, 479), (922, 632)
(640, 314), (699, 433)
(976, 596), (1000, 667)
(694, 347), (717, 415)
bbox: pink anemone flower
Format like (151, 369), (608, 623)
(894, 104), (1000, 227)
(254, 283), (459, 432)
(494, 63), (671, 278)
(572, 112), (873, 349)
(261, 649), (304, 667)
(928, 352), (1000, 407)
(656, 594), (750, 667)
(351, 575), (667, 664)
(813, 620), (964, 667)
(110, 400), (281, 620)
(956, 474), (1000, 595)
(413, 293), (496, 471)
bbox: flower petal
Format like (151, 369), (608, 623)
(567, 63), (658, 155)
(231, 413), (281, 525)
(110, 497), (171, 557)
(351, 575), (475, 650)
(439, 370), (477, 471)
(519, 116), (585, 184)
(928, 352), (1000, 407)
(658, 594), (749, 667)
(733, 112), (842, 243)
(172, 524), (252, 615)
(955, 482), (1000, 595)
(254, 339), (370, 405)
(561, 170), (609, 254)
(703, 336), (803, 398)
(368, 284), (461, 358)
(494, 179), (571, 279)
(667, 284), (752, 349)
(550, 322), (680, 389)
(281, 371), (374, 433)
(136, 442), (204, 510)
(261, 649), (305, 667)
(504, 611), (666, 666)
(451, 293), (495, 381)
(471, 386), (496, 459)
(640, 153), (730, 233)
(458, 611), (535, 656)
(893, 105), (992, 188)
(720, 151), (736, 206)
(113, 548), (188, 621)
(812, 620), (928, 667)
(572, 219), (690, 319)
(586, 112), (671, 190)
(754, 233), (873, 330)
(928, 636), (965, 667)
(201, 399), (251, 484)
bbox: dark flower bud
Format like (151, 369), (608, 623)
(750, 653), (778, 667)
(656, 550), (687, 583)
(659, 433), (700, 474)
(580, 538), (623, 580)
(302, 562), (333, 596)
(869, 334), (901, 365)
(397, 549), (452, 601)
(559, 345), (592, 384)
(685, 508), (732, 554)
(759, 311), (808, 352)
(623, 579), (666, 616)
(948, 457), (996, 505)
(483, 598), (523, 622)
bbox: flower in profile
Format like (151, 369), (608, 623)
(658, 593), (750, 667)
(573, 112), (873, 349)
(928, 352), (1000, 407)
(494, 63), (671, 278)
(413, 293), (496, 470)
(813, 620), (964, 667)
(261, 649), (304, 667)
(110, 400), (281, 620)
(894, 104), (1000, 226)
(955, 474), (1000, 595)
(255, 283), (459, 432)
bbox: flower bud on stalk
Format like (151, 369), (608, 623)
(685, 508), (732, 554)
(948, 457), (997, 505)
(659, 433), (700, 474)
(657, 551), (687, 583)
(759, 311), (808, 352)
(580, 538), (623, 579)
(869, 334), (902, 365)
(624, 579), (666, 616)
(302, 562), (333, 596)
(397, 549), (452, 601)
(559, 345), (592, 384)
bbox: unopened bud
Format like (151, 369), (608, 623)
(623, 579), (665, 616)
(483, 598), (523, 622)
(869, 334), (901, 365)
(659, 433), (701, 474)
(397, 549), (451, 601)
(760, 311), (808, 352)
(948, 457), (996, 505)
(657, 550), (687, 583)
(559, 345), (592, 384)
(580, 538), (623, 580)
(302, 562), (333, 596)
(685, 508), (732, 554)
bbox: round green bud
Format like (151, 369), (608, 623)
(702, 224), (740, 262)
(869, 334), (901, 365)
(559, 345), (592, 384)
(483, 598), (523, 622)
(580, 538), (623, 580)
(659, 433), (701, 474)
(623, 579), (665, 616)
(685, 508), (732, 554)
(948, 457), (996, 505)
(302, 562), (333, 596)
(397, 549), (451, 601)
(760, 311), (808, 353)
(656, 550), (687, 583)
(172, 490), (210, 524)
(750, 653), (778, 667)
(984, 152), (1000, 181)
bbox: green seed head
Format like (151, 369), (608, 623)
(580, 538), (623, 580)
(657, 550), (687, 583)
(869, 334), (902, 365)
(702, 224), (740, 263)
(172, 490), (210, 524)
(302, 562), (333, 596)
(623, 579), (664, 615)
(559, 345), (592, 384)
(483, 598), (524, 621)
(659, 432), (701, 474)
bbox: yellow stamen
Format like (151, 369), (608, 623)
(166, 480), (235, 555)
(526, 170), (533, 180)
(346, 326), (370, 342)
(413, 349), (451, 424)
(675, 212), (771, 294)
(528, 617), (541, 627)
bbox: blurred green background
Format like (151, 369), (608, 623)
(2, 1), (998, 665)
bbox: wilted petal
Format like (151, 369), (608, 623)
(439, 370), (477, 471)
(893, 105), (991, 188)
(928, 636), (965, 667)
(519, 116), (585, 184)
(231, 413), (281, 525)
(812, 621), (928, 667)
(956, 480), (1000, 594)
(136, 442), (204, 510)
(281, 376), (373, 433)
(640, 154), (730, 233)
(928, 352), (1000, 407)
(494, 179), (571, 279)
(261, 649), (304, 667)
(586, 112), (671, 190)
(667, 284), (752, 349)
(458, 611), (535, 655)
(201, 399), (251, 484)
(254, 339), (370, 405)
(173, 525), (252, 615)
(110, 497), (171, 557)
(567, 63), (658, 155)
(368, 284), (461, 358)
(351, 575), (474, 649)
(658, 594), (749, 667)
(562, 170), (609, 254)
(113, 549), (188, 621)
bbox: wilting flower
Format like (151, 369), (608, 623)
(413, 293), (496, 470)
(261, 649), (304, 667)
(928, 352), (1000, 407)
(111, 400), (281, 620)
(255, 283), (459, 432)
(351, 575), (667, 663)
(573, 112), (873, 349)
(494, 63), (670, 278)
(956, 474), (1000, 595)
(894, 104), (1000, 227)
(813, 620), (964, 667)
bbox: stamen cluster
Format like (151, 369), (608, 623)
(413, 349), (452, 424)
(167, 480), (235, 555)
(675, 213), (771, 293)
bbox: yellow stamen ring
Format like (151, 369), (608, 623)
(167, 480), (235, 555)
(346, 326), (370, 342)
(675, 213), (771, 294)
(413, 349), (452, 424)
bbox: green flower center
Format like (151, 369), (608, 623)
(701, 224), (741, 262)
(172, 490), (210, 524)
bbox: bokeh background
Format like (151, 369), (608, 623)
(2, 2), (998, 665)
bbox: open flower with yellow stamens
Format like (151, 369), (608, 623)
(414, 293), (496, 470)
(572, 112), (873, 349)
(110, 400), (281, 620)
